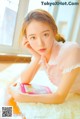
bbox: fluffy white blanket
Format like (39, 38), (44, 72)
(17, 93), (80, 119)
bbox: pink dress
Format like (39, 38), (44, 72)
(41, 40), (80, 94)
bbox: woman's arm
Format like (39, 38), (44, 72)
(56, 67), (80, 100)
(10, 67), (80, 104)
(21, 57), (41, 83)
(21, 37), (41, 83)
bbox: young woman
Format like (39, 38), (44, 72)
(9, 9), (80, 104)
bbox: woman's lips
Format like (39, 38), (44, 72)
(39, 48), (46, 52)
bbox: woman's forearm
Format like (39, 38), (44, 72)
(21, 57), (41, 84)
(19, 93), (64, 104)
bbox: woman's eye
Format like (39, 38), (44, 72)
(44, 33), (49, 37)
(30, 36), (36, 40)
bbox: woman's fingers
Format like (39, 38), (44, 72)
(22, 38), (32, 49)
(12, 83), (17, 87)
(22, 37), (33, 50)
(22, 36), (41, 58)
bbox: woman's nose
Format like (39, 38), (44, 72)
(37, 37), (44, 46)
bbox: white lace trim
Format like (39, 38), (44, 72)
(62, 64), (80, 74)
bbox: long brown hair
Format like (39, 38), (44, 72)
(19, 9), (65, 43)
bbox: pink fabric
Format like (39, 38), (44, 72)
(42, 40), (80, 94)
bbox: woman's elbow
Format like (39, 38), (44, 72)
(57, 94), (66, 104)
(51, 94), (65, 104)
(54, 98), (64, 104)
(57, 98), (65, 104)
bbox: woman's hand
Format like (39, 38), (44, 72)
(8, 82), (23, 102)
(22, 36), (41, 59)
(8, 83), (30, 102)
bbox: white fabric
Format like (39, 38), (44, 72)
(62, 64), (80, 74)
(17, 94), (80, 119)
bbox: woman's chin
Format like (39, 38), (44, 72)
(38, 52), (46, 56)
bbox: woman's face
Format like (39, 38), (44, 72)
(26, 20), (55, 57)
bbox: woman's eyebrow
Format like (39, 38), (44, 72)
(28, 34), (36, 37)
(28, 30), (50, 37)
(41, 30), (50, 33)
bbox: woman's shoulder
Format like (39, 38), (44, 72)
(57, 41), (80, 62)
(57, 41), (80, 72)
(61, 41), (80, 50)
(58, 41), (80, 57)
(58, 42), (80, 73)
